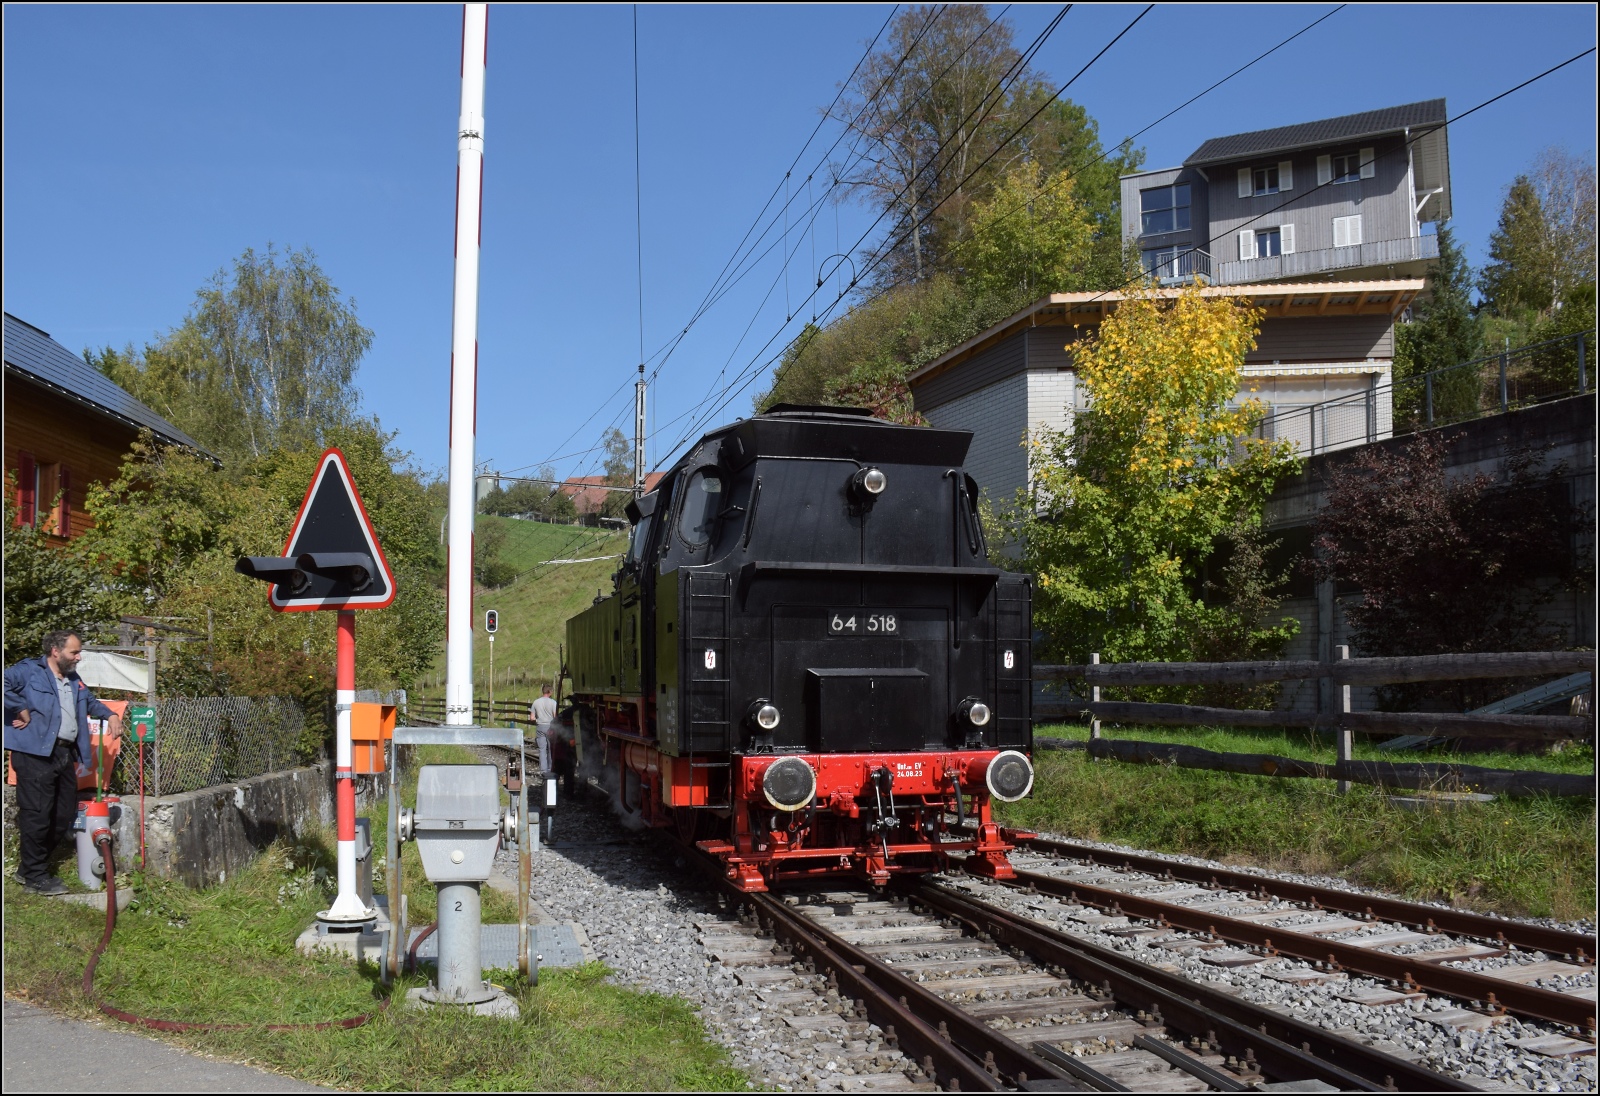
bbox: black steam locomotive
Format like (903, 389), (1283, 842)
(563, 405), (1034, 891)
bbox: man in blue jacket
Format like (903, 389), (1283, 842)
(5, 630), (121, 894)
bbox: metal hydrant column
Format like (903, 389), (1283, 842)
(437, 882), (483, 1000)
(325, 609), (369, 920)
(444, 2), (488, 727)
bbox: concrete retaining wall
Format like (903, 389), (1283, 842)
(112, 763), (336, 888)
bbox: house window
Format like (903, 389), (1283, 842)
(1320, 148), (1375, 185)
(1333, 214), (1363, 248)
(1139, 183), (1190, 235)
(1255, 228), (1282, 258)
(1253, 165), (1280, 195)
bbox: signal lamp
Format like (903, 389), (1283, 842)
(748, 700), (781, 731)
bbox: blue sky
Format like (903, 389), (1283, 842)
(5, 5), (1595, 484)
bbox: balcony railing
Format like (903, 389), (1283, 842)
(1215, 233), (1439, 286)
(1251, 331), (1592, 458)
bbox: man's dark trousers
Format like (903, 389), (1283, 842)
(12, 741), (78, 882)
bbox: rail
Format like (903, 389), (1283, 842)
(1035, 649), (1594, 797)
(1251, 331), (1591, 457)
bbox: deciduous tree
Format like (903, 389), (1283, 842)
(91, 245), (371, 465)
(1017, 285), (1298, 666)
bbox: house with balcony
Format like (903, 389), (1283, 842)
(1120, 99), (1451, 287)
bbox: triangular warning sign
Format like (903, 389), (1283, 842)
(270, 448), (397, 612)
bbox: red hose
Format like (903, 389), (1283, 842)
(82, 836), (386, 1032)
(406, 921), (439, 975)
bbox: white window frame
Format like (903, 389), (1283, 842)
(1255, 226), (1283, 258)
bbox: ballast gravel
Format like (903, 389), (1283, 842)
(497, 793), (913, 1092)
(944, 844), (1597, 1094)
(490, 788), (1593, 1093)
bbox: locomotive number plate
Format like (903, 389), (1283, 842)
(829, 610), (898, 635)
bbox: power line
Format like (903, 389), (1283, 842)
(663, 4), (1126, 453)
(500, 7), (913, 480)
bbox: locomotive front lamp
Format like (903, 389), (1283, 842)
(749, 700), (782, 731)
(852, 467), (888, 498)
(985, 750), (1035, 802)
(959, 698), (992, 726)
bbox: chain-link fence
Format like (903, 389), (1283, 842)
(112, 696), (312, 798)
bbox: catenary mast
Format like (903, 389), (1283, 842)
(445, 3), (488, 726)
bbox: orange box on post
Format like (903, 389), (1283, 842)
(350, 702), (396, 774)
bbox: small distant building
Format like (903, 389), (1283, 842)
(907, 281), (1425, 507)
(1121, 99), (1451, 287)
(559, 472), (665, 517)
(4, 313), (216, 540)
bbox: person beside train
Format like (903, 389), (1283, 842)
(5, 630), (122, 895)
(530, 683), (557, 774)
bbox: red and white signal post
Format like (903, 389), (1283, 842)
(237, 448), (397, 928)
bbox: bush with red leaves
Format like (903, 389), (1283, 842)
(1312, 431), (1591, 710)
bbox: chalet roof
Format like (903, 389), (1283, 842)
(1185, 99), (1446, 166)
(3, 313), (217, 460)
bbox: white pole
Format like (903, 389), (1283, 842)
(634, 366), (647, 497)
(446, 3), (488, 727)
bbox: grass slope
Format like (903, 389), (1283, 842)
(1, 745), (746, 1092)
(423, 517), (628, 701)
(1001, 723), (1596, 921)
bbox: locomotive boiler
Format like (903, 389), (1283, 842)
(563, 405), (1034, 891)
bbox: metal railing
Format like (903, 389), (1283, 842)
(113, 696), (311, 799)
(1215, 233), (1439, 285)
(1252, 330), (1592, 457)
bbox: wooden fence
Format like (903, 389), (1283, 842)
(1034, 649), (1595, 798)
(408, 696), (536, 730)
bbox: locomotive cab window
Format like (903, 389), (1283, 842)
(626, 514), (654, 567)
(677, 469), (723, 547)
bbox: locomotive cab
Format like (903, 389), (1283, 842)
(566, 406), (1033, 890)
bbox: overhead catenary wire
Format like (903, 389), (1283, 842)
(494, 6), (913, 482)
(660, 4), (1119, 455)
(506, 5), (1012, 485)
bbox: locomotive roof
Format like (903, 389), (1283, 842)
(678, 406), (973, 474)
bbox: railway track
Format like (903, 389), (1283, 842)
(693, 855), (1467, 1092)
(982, 836), (1596, 1035)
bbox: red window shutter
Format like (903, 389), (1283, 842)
(16, 452), (35, 527)
(57, 465), (71, 537)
